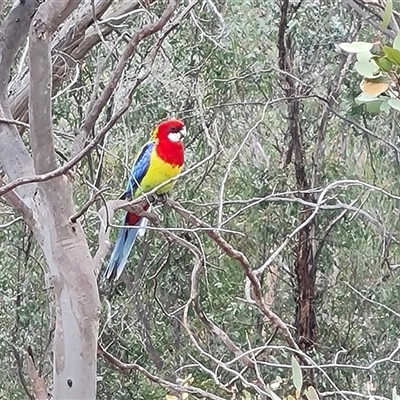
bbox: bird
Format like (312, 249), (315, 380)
(104, 118), (186, 280)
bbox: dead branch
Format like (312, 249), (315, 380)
(143, 206), (257, 369)
(69, 186), (110, 223)
(0, 117), (30, 129)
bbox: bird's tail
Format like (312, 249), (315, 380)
(104, 212), (149, 280)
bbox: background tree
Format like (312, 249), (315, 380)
(0, 0), (400, 399)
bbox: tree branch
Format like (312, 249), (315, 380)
(98, 343), (227, 400)
(73, 0), (177, 155)
(0, 0), (39, 96)
(0, 0), (38, 199)
(344, 0), (396, 38)
(167, 199), (302, 355)
(10, 345), (34, 400)
(10, 0), (152, 121)
(29, 0), (84, 174)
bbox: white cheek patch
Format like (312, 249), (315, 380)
(168, 132), (181, 142)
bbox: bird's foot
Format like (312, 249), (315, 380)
(147, 193), (158, 205)
(147, 193), (168, 205)
(158, 193), (168, 205)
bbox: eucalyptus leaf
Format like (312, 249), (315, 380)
(394, 32), (400, 51)
(355, 60), (379, 78)
(365, 100), (384, 114)
(383, 46), (400, 65)
(355, 93), (381, 103)
(360, 80), (389, 96)
(381, 0), (393, 30)
(374, 56), (392, 72)
(357, 51), (372, 62)
(380, 99), (391, 112)
(339, 42), (373, 53)
(388, 98), (400, 110)
(305, 386), (320, 400)
(291, 356), (303, 391)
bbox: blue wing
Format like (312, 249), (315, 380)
(123, 141), (154, 199)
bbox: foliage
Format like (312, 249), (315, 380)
(0, 0), (400, 399)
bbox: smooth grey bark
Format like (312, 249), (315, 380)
(0, 0), (38, 205)
(28, 2), (99, 399)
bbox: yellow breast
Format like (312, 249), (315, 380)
(133, 150), (182, 198)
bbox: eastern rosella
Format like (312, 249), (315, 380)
(104, 118), (186, 280)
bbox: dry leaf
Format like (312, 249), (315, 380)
(360, 79), (390, 96)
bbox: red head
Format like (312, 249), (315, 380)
(152, 118), (186, 143)
(152, 118), (186, 166)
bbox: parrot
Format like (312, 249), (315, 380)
(104, 118), (186, 280)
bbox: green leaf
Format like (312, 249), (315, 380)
(305, 386), (319, 400)
(357, 51), (372, 62)
(373, 56), (392, 72)
(355, 60), (380, 78)
(291, 356), (303, 391)
(388, 98), (400, 110)
(339, 42), (373, 53)
(365, 100), (384, 114)
(394, 33), (400, 51)
(381, 0), (393, 30)
(383, 46), (400, 65)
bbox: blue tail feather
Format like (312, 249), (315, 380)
(104, 216), (143, 280)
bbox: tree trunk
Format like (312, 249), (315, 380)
(277, 0), (316, 350)
(28, 2), (99, 398)
(35, 178), (99, 399)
